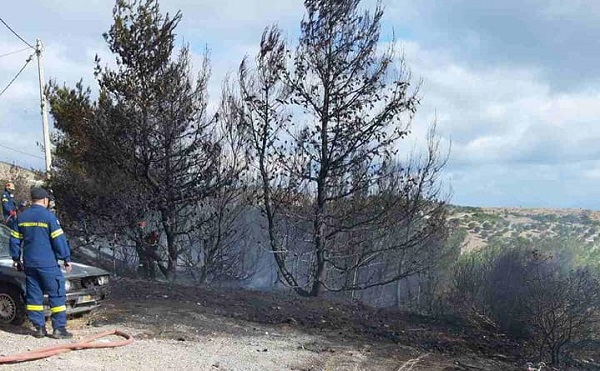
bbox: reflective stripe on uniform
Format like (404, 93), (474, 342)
(26, 304), (44, 311)
(18, 222), (49, 228)
(51, 229), (64, 239)
(10, 230), (22, 239)
(50, 305), (66, 313)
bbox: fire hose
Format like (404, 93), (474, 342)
(0, 329), (134, 364)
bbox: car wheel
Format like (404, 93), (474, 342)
(0, 285), (26, 325)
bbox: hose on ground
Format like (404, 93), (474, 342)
(0, 329), (134, 364)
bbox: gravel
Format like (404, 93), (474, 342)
(0, 276), (521, 370)
(0, 325), (325, 371)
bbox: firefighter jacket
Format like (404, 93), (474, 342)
(9, 204), (70, 268)
(2, 190), (15, 219)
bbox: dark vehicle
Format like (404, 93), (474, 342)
(0, 224), (109, 325)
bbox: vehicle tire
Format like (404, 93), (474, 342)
(0, 285), (26, 325)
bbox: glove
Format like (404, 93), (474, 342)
(8, 210), (16, 217)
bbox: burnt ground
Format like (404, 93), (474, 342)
(62, 277), (528, 370)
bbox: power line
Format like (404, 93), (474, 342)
(0, 47), (30, 58)
(0, 53), (34, 99)
(0, 142), (44, 160)
(0, 18), (44, 168)
(0, 16), (35, 49)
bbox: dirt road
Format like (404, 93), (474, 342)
(0, 278), (521, 370)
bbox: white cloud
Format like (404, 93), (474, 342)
(583, 164), (600, 180)
(400, 39), (600, 168)
(540, 0), (600, 21)
(384, 35), (600, 207)
(1, 0), (600, 208)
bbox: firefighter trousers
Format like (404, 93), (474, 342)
(24, 266), (67, 329)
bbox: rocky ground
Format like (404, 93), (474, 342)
(0, 278), (529, 370)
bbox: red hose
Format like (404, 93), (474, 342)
(0, 329), (134, 364)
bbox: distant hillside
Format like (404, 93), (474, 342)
(448, 205), (600, 252)
(0, 161), (38, 181)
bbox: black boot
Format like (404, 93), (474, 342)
(33, 326), (47, 338)
(51, 327), (73, 339)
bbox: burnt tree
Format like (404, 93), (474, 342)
(49, 0), (242, 280)
(237, 0), (448, 296)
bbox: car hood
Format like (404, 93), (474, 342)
(0, 258), (109, 278)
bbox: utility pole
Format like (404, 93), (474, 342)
(35, 38), (52, 175)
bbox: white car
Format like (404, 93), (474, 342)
(0, 224), (110, 325)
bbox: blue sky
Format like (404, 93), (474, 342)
(1, 0), (599, 209)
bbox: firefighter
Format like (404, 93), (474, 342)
(143, 231), (160, 280)
(135, 221), (159, 280)
(2, 182), (16, 226)
(9, 187), (73, 339)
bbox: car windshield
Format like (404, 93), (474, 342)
(0, 224), (11, 257)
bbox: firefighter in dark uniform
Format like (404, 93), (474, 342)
(9, 187), (73, 339)
(2, 182), (17, 227)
